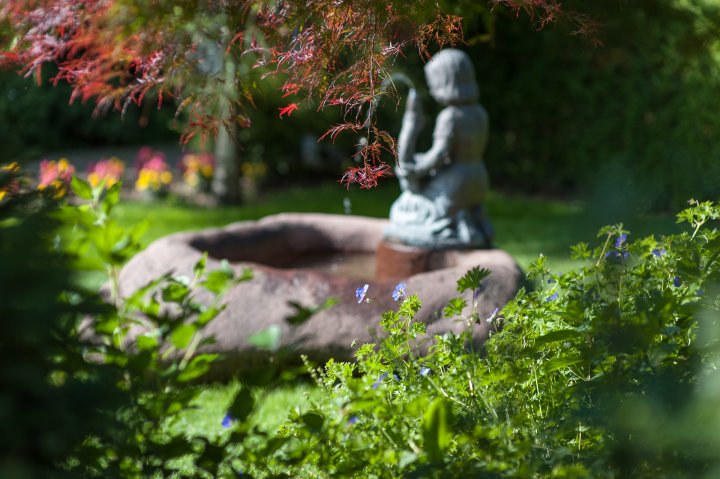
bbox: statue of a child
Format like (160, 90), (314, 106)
(385, 49), (494, 248)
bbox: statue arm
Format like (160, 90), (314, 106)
(411, 108), (454, 176)
(397, 88), (425, 166)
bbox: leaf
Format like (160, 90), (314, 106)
(124, 274), (172, 309)
(457, 267), (491, 294)
(443, 297), (467, 318)
(162, 281), (190, 303)
(136, 334), (159, 351)
(285, 297), (338, 326)
(201, 267), (235, 294)
(301, 412), (324, 434)
(228, 387), (255, 423)
(71, 175), (93, 200)
(170, 323), (197, 350)
(177, 354), (218, 382)
(193, 252), (208, 279)
(102, 181), (121, 214)
(247, 325), (282, 351)
(536, 329), (581, 345)
(197, 305), (222, 327)
(423, 398), (452, 463)
(238, 267), (253, 282)
(544, 356), (583, 372)
(94, 316), (119, 335)
(398, 451), (418, 469)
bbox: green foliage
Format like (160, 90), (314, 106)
(56, 179), (262, 477)
(235, 199), (720, 478)
(456, 266), (491, 294)
(1, 170), (265, 477)
(0, 175), (125, 478)
(6, 160), (720, 477)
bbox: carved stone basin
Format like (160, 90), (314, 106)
(118, 213), (523, 373)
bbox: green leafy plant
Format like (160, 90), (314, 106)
(242, 199), (720, 478)
(57, 176), (260, 477)
(2, 166), (267, 477)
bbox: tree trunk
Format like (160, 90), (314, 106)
(211, 104), (241, 204)
(211, 54), (241, 204)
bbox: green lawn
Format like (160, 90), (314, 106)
(116, 180), (680, 273)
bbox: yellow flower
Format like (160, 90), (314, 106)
(58, 158), (70, 171)
(88, 172), (100, 188)
(2, 162), (19, 173)
(184, 173), (199, 187)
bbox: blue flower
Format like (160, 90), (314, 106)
(419, 367), (431, 377)
(372, 372), (388, 389)
(392, 282), (406, 302)
(673, 276), (682, 287)
(652, 247), (666, 257)
(221, 413), (235, 429)
(548, 278), (555, 284)
(697, 288), (704, 297)
(614, 233), (627, 248)
(348, 415), (358, 425)
(356, 284), (369, 303)
(605, 250), (629, 262)
(546, 293), (558, 302)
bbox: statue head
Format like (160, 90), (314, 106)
(424, 49), (479, 106)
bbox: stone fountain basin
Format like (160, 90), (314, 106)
(118, 213), (523, 373)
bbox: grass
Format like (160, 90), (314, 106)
(116, 180), (680, 273)
(113, 181), (681, 450)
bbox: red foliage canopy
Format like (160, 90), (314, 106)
(0, 0), (594, 187)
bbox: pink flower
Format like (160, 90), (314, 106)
(38, 158), (75, 195)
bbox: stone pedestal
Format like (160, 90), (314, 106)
(375, 240), (430, 281)
(114, 213), (523, 377)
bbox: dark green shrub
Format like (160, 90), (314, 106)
(474, 0), (720, 211)
(0, 69), (177, 162)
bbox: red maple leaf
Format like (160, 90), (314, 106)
(278, 103), (299, 118)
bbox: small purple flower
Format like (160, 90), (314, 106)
(548, 278), (555, 284)
(473, 287), (482, 302)
(348, 415), (358, 425)
(419, 367), (431, 377)
(372, 372), (388, 389)
(546, 292), (559, 302)
(605, 250), (629, 262)
(673, 276), (682, 287)
(486, 307), (499, 323)
(392, 282), (406, 302)
(614, 233), (627, 248)
(393, 374), (400, 381)
(652, 247), (666, 257)
(356, 284), (369, 303)
(221, 413), (235, 429)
